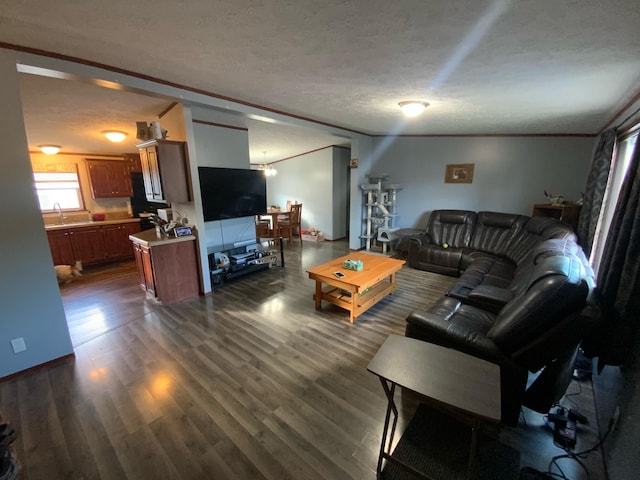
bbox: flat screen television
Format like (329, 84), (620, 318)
(198, 167), (267, 221)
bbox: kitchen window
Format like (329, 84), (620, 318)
(34, 169), (85, 212)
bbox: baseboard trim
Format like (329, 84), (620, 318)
(0, 353), (76, 382)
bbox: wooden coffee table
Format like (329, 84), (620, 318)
(306, 253), (405, 322)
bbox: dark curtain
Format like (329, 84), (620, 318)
(577, 129), (617, 256)
(585, 141), (640, 367)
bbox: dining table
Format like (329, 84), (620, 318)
(261, 208), (291, 236)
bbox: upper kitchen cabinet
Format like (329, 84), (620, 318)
(137, 140), (191, 204)
(86, 159), (134, 198)
(124, 153), (142, 173)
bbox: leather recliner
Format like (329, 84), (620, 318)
(407, 210), (477, 275)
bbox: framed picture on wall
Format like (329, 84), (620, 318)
(445, 163), (474, 183)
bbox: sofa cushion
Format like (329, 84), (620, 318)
(414, 245), (464, 276)
(405, 296), (500, 358)
(504, 216), (576, 265)
(468, 211), (528, 257)
(425, 209), (476, 248)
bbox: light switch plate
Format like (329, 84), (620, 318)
(11, 337), (26, 353)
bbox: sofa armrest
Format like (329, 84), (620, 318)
(468, 285), (514, 306)
(408, 233), (432, 248)
(405, 309), (529, 425)
(407, 233), (431, 268)
(405, 311), (504, 364)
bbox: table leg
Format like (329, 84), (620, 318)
(467, 417), (481, 479)
(350, 292), (358, 323)
(314, 280), (322, 309)
(278, 236), (284, 267)
(377, 378), (398, 479)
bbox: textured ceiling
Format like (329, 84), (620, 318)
(3, 0), (640, 160)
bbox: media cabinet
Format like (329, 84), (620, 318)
(208, 237), (284, 289)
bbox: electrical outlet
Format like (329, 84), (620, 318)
(10, 337), (27, 353)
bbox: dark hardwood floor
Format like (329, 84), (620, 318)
(0, 240), (606, 479)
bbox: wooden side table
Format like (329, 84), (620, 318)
(367, 335), (501, 479)
(532, 203), (581, 231)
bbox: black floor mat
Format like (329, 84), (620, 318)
(381, 404), (520, 480)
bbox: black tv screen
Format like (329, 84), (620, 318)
(198, 167), (267, 221)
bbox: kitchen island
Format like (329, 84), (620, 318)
(129, 229), (200, 305)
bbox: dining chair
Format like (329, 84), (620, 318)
(276, 203), (302, 245)
(276, 200), (294, 223)
(255, 215), (272, 237)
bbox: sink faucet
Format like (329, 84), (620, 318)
(53, 202), (65, 224)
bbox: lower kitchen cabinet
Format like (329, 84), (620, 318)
(102, 223), (142, 260)
(69, 226), (107, 264)
(47, 230), (76, 266)
(130, 233), (199, 305)
(133, 242), (156, 297)
(46, 221), (142, 267)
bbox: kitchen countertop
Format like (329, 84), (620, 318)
(129, 228), (196, 247)
(45, 218), (141, 231)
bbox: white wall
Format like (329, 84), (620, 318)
(266, 146), (349, 240)
(0, 52), (73, 378)
(189, 110), (254, 292)
(368, 136), (594, 229)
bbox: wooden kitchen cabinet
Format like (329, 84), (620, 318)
(124, 153), (142, 173)
(69, 226), (107, 264)
(130, 232), (199, 304)
(102, 223), (142, 260)
(47, 226), (106, 265)
(133, 242), (156, 296)
(86, 159), (134, 198)
(137, 140), (191, 203)
(47, 230), (76, 265)
(46, 221), (141, 267)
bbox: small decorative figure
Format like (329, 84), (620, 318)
(544, 190), (564, 206)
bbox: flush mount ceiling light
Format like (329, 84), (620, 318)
(101, 130), (128, 142)
(399, 101), (429, 117)
(38, 145), (61, 155)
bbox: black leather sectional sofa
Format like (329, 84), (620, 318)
(405, 210), (598, 425)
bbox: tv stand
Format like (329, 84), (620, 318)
(208, 237), (283, 289)
(225, 261), (270, 280)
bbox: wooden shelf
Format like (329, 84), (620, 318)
(532, 203), (581, 231)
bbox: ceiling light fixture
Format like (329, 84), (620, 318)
(261, 151), (277, 176)
(101, 130), (128, 142)
(38, 145), (61, 155)
(399, 101), (429, 117)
